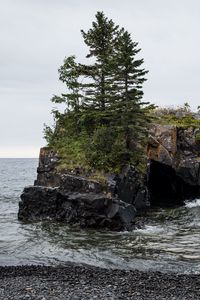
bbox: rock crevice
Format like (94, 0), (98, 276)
(147, 125), (200, 206)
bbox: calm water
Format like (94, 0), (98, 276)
(0, 158), (200, 274)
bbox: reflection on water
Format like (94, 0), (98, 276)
(0, 158), (200, 274)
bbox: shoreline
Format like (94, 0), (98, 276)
(0, 264), (200, 299)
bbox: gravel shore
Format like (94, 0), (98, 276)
(0, 264), (200, 300)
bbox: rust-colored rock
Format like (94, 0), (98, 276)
(147, 125), (177, 165)
(147, 124), (200, 206)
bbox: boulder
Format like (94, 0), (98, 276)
(19, 186), (58, 220)
(60, 174), (104, 194)
(18, 186), (136, 231)
(114, 165), (150, 211)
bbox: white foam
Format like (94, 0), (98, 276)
(135, 225), (164, 234)
(185, 199), (200, 208)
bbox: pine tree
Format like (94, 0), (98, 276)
(114, 30), (147, 104)
(80, 11), (119, 112)
(51, 55), (84, 135)
(52, 55), (83, 112)
(110, 29), (151, 154)
(44, 12), (155, 172)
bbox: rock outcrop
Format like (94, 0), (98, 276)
(19, 149), (148, 230)
(18, 124), (200, 228)
(147, 125), (200, 206)
(19, 186), (137, 231)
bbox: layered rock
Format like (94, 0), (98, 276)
(19, 186), (137, 231)
(147, 125), (200, 206)
(19, 149), (148, 230)
(34, 147), (61, 187)
(18, 124), (200, 228)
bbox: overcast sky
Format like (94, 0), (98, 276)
(0, 0), (200, 157)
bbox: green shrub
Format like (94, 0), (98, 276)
(195, 132), (200, 142)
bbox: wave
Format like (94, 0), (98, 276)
(185, 199), (200, 208)
(135, 225), (165, 234)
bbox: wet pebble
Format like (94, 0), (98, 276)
(0, 264), (200, 299)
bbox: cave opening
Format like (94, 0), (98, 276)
(148, 160), (199, 207)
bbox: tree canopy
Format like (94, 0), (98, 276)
(44, 11), (154, 173)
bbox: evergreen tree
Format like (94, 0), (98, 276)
(109, 29), (151, 156)
(52, 55), (83, 112)
(80, 11), (119, 112)
(44, 11), (155, 172)
(51, 55), (84, 135)
(114, 30), (147, 105)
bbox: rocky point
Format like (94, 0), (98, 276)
(18, 124), (200, 230)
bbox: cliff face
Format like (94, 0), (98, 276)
(34, 147), (61, 187)
(147, 125), (200, 206)
(18, 124), (200, 230)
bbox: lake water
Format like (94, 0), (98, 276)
(0, 158), (200, 274)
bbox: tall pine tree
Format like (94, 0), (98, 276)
(110, 29), (151, 155)
(44, 12), (154, 171)
(52, 55), (83, 112)
(80, 11), (119, 112)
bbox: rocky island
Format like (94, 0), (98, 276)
(1, 6), (200, 300)
(18, 11), (200, 232)
(6, 10), (200, 300)
(18, 121), (200, 230)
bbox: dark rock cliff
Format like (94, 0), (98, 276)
(147, 125), (200, 206)
(18, 124), (200, 230)
(19, 149), (148, 230)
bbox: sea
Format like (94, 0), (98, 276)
(0, 158), (200, 274)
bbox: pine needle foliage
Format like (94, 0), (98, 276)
(44, 11), (155, 173)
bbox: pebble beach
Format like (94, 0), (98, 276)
(0, 264), (200, 300)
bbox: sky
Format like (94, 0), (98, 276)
(0, 0), (200, 157)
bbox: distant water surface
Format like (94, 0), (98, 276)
(0, 158), (200, 274)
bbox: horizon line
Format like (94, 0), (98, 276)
(0, 157), (38, 159)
